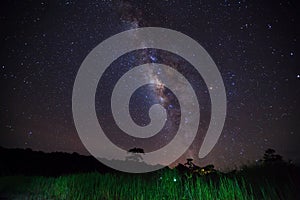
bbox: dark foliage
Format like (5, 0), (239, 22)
(263, 148), (284, 164)
(127, 147), (145, 154)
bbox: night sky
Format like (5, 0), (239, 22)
(0, 0), (299, 170)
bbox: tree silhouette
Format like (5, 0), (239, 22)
(125, 147), (145, 162)
(127, 147), (145, 154)
(184, 158), (195, 170)
(263, 148), (283, 164)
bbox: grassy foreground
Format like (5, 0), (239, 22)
(0, 168), (298, 200)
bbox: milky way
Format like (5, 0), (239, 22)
(0, 0), (299, 169)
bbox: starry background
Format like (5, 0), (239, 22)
(0, 0), (299, 170)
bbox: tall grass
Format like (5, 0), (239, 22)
(0, 169), (298, 199)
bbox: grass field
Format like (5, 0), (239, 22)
(0, 166), (299, 200)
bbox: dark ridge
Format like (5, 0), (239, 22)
(0, 146), (117, 177)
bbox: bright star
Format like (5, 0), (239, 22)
(150, 55), (157, 62)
